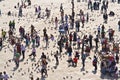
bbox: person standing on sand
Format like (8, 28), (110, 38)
(44, 34), (49, 48)
(41, 52), (46, 60)
(86, 12), (89, 22)
(92, 56), (98, 71)
(43, 27), (47, 37)
(73, 32), (77, 44)
(57, 39), (62, 55)
(115, 54), (119, 64)
(103, 12), (108, 23)
(67, 45), (72, 57)
(60, 3), (63, 12)
(81, 38), (85, 52)
(29, 47), (36, 59)
(0, 9), (1, 16)
(55, 17), (58, 29)
(37, 6), (41, 18)
(18, 6), (22, 17)
(88, 0), (92, 9)
(0, 38), (2, 50)
(25, 33), (30, 48)
(14, 52), (20, 67)
(97, 26), (100, 37)
(65, 22), (69, 34)
(81, 52), (86, 69)
(31, 36), (36, 47)
(54, 51), (59, 65)
(12, 20), (15, 30)
(89, 34), (93, 49)
(94, 35), (99, 51)
(9, 21), (12, 30)
(81, 15), (85, 28)
(75, 20), (80, 32)
(35, 35), (40, 47)
(65, 14), (68, 23)
(19, 26), (25, 39)
(60, 9), (64, 23)
(21, 44), (25, 59)
(77, 37), (81, 49)
(41, 59), (48, 77)
(69, 32), (73, 45)
(16, 40), (21, 55)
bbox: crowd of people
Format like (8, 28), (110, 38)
(0, 0), (120, 80)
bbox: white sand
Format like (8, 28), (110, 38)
(0, 0), (120, 80)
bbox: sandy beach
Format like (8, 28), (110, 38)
(0, 0), (120, 80)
